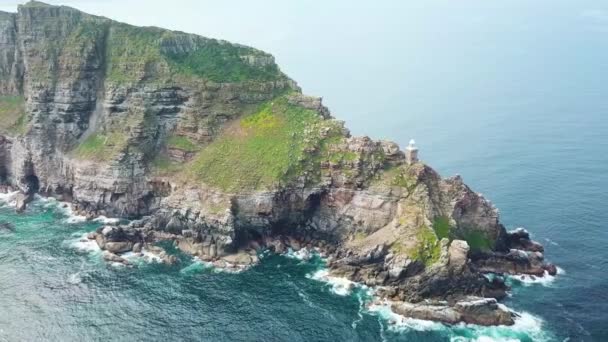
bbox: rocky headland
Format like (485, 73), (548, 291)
(0, 1), (557, 326)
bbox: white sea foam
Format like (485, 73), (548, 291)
(61, 205), (87, 224)
(306, 268), (360, 296)
(93, 216), (120, 224)
(179, 259), (212, 274)
(543, 238), (560, 246)
(285, 247), (315, 261)
(367, 301), (445, 331)
(507, 267), (564, 287)
(122, 249), (163, 264)
(67, 233), (101, 254)
(366, 299), (551, 341)
(0, 191), (19, 207)
(366, 298), (552, 342)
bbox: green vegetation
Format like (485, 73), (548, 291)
(19, 3), (283, 85)
(353, 231), (367, 241)
(188, 96), (330, 191)
(461, 230), (493, 252)
(73, 133), (126, 161)
(151, 155), (183, 175)
(408, 226), (442, 267)
(105, 24), (168, 83)
(21, 1), (53, 7)
(390, 241), (408, 255)
(164, 40), (282, 83)
(370, 165), (418, 192)
(390, 225), (442, 267)
(0, 96), (26, 134)
(432, 216), (451, 240)
(105, 24), (282, 84)
(167, 135), (198, 152)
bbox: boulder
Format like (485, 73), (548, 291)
(455, 297), (514, 326)
(103, 251), (130, 265)
(0, 221), (15, 233)
(391, 301), (461, 325)
(15, 192), (33, 213)
(392, 297), (514, 326)
(448, 240), (470, 273)
(95, 234), (106, 249)
(222, 252), (253, 266)
(104, 241), (133, 254)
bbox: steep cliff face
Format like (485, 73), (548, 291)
(0, 2), (554, 324)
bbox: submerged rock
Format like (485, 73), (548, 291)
(0, 221), (15, 233)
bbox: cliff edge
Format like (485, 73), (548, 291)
(0, 1), (556, 326)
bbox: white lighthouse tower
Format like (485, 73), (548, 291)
(406, 139), (419, 165)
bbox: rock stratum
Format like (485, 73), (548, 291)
(0, 1), (557, 326)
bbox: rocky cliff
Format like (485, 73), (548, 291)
(0, 1), (556, 326)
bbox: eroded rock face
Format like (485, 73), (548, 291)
(0, 2), (556, 326)
(391, 297), (514, 326)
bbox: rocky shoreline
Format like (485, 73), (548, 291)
(1, 186), (557, 326)
(77, 203), (555, 327)
(0, 2), (559, 328)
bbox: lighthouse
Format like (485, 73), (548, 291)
(406, 139), (419, 165)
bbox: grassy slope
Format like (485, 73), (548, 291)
(185, 95), (345, 191)
(0, 96), (26, 134)
(105, 23), (283, 84)
(72, 132), (127, 161)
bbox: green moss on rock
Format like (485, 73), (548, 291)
(167, 135), (198, 152)
(72, 133), (126, 161)
(432, 216), (451, 240)
(0, 96), (26, 135)
(188, 95), (330, 191)
(164, 39), (282, 83)
(461, 230), (493, 252)
(406, 226), (442, 267)
(105, 24), (169, 84)
(151, 155), (183, 175)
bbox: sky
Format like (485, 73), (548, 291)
(1, 0), (607, 168)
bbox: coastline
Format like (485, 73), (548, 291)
(0, 188), (559, 328)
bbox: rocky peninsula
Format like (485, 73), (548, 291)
(0, 1), (556, 326)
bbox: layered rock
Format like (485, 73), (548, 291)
(0, 2), (557, 326)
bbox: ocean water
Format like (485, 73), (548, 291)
(1, 83), (607, 342)
(1, 100), (607, 341)
(1, 97), (607, 342)
(0, 198), (559, 342)
(0, 1), (606, 341)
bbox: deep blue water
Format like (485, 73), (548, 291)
(1, 93), (606, 341)
(0, 199), (562, 342)
(2, 74), (607, 342)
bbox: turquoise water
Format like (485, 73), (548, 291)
(0, 197), (561, 341)
(1, 97), (606, 342)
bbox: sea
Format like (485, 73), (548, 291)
(1, 94), (606, 341)
(2, 1), (608, 339)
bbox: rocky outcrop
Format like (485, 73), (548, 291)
(471, 228), (557, 276)
(0, 2), (557, 326)
(392, 297), (514, 326)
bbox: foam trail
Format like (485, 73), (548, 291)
(0, 191), (19, 207)
(284, 247), (314, 261)
(507, 267), (564, 287)
(180, 260), (210, 275)
(307, 269), (358, 296)
(68, 233), (101, 254)
(122, 249), (163, 264)
(93, 216), (120, 224)
(367, 300), (552, 341)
